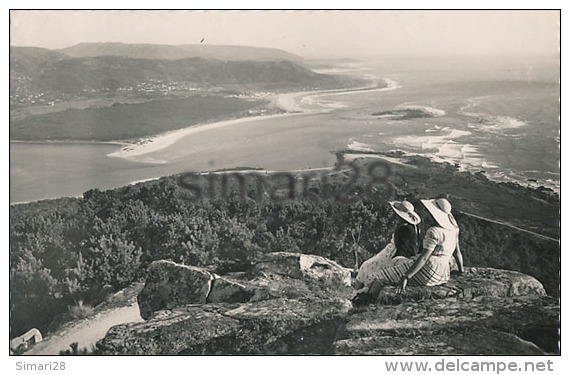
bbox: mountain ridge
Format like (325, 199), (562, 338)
(10, 45), (354, 100)
(57, 42), (304, 61)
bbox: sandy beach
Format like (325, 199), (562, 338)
(107, 112), (306, 160)
(108, 78), (397, 161)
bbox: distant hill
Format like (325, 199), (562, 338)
(10, 45), (353, 97)
(58, 42), (304, 61)
(10, 47), (69, 94)
(10, 46), (68, 66)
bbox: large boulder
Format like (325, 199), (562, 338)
(252, 252), (352, 285)
(249, 252), (354, 299)
(333, 295), (559, 355)
(137, 260), (213, 320)
(338, 268), (556, 355)
(222, 297), (352, 354)
(97, 297), (352, 355)
(137, 253), (353, 320)
(375, 267), (546, 304)
(96, 304), (240, 355)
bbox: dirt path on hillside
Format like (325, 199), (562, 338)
(24, 302), (143, 355)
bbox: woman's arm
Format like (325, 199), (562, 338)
(404, 246), (435, 278)
(453, 242), (464, 274)
(396, 246), (435, 294)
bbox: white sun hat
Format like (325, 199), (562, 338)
(421, 198), (458, 230)
(389, 200), (421, 225)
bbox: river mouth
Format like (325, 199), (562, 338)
(10, 61), (560, 204)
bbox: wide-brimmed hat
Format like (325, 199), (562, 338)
(389, 200), (421, 225)
(421, 198), (458, 230)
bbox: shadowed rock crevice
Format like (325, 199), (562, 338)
(206, 275), (253, 304)
(137, 260), (213, 320)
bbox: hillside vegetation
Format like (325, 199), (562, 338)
(11, 55), (341, 96)
(10, 45), (358, 99)
(10, 44), (363, 141)
(10, 95), (268, 141)
(9, 156), (559, 340)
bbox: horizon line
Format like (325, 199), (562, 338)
(9, 42), (560, 61)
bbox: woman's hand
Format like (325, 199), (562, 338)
(396, 275), (408, 295)
(451, 269), (463, 277)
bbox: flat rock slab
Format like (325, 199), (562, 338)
(332, 330), (545, 355)
(338, 295), (559, 354)
(224, 297), (352, 354)
(97, 297), (352, 355)
(375, 267), (546, 305)
(96, 304), (240, 355)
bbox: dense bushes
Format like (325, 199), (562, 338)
(9, 158), (560, 338)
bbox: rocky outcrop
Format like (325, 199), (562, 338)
(97, 253), (559, 355)
(251, 252), (352, 287)
(247, 252), (354, 301)
(333, 295), (559, 355)
(374, 267), (547, 304)
(332, 331), (546, 355)
(331, 267), (557, 355)
(97, 298), (351, 355)
(137, 252), (353, 319)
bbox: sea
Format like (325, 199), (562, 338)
(10, 55), (560, 204)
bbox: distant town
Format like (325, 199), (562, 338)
(10, 78), (274, 108)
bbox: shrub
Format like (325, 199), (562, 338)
(67, 300), (94, 320)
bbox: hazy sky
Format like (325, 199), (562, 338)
(10, 10), (559, 58)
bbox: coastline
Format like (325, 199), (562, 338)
(107, 79), (392, 161)
(10, 139), (129, 146)
(106, 112), (306, 160)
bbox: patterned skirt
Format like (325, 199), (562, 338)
(356, 242), (397, 286)
(358, 254), (451, 287)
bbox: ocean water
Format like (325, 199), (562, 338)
(330, 57), (560, 190)
(9, 56), (560, 203)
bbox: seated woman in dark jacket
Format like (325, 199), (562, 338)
(354, 200), (421, 291)
(393, 216), (421, 258)
(353, 198), (465, 305)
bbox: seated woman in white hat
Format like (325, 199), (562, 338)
(353, 198), (465, 305)
(353, 200), (422, 292)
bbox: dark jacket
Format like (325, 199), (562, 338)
(394, 223), (421, 258)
